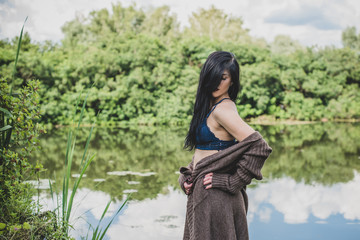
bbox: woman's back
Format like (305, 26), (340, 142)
(193, 98), (244, 168)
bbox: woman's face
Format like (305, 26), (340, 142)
(212, 70), (232, 99)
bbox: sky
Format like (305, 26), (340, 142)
(0, 0), (359, 47)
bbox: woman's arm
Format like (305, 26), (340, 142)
(204, 134), (272, 194)
(202, 101), (271, 193)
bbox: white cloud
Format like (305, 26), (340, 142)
(107, 189), (186, 240)
(36, 188), (117, 238)
(258, 207), (272, 223)
(36, 187), (186, 239)
(0, 0), (132, 42)
(1, 0), (360, 46)
(247, 171), (360, 224)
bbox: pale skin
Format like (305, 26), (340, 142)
(184, 70), (255, 195)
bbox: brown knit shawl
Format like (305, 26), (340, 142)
(179, 131), (272, 240)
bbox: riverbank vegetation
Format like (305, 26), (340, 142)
(1, 4), (359, 126)
(0, 60), (58, 238)
(0, 22), (127, 239)
(0, 76), (127, 239)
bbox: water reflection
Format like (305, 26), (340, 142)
(248, 172), (360, 224)
(31, 126), (192, 201)
(30, 123), (360, 239)
(36, 188), (187, 240)
(257, 123), (360, 185)
(247, 173), (360, 240)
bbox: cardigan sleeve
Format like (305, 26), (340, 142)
(211, 138), (272, 194)
(178, 160), (194, 193)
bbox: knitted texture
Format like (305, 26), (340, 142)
(178, 131), (272, 240)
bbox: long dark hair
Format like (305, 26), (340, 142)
(184, 51), (240, 150)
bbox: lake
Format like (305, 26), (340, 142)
(30, 122), (360, 239)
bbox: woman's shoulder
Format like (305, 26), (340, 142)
(212, 99), (255, 140)
(213, 99), (237, 114)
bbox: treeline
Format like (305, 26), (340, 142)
(1, 4), (360, 125)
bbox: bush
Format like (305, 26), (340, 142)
(0, 78), (57, 239)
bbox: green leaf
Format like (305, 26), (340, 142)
(0, 125), (12, 132)
(11, 16), (28, 95)
(0, 107), (13, 118)
(22, 222), (31, 230)
(0, 223), (6, 230)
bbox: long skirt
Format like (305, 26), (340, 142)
(182, 179), (249, 240)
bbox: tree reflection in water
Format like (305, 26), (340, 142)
(29, 123), (360, 239)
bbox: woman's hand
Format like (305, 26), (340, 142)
(203, 172), (213, 189)
(184, 182), (193, 195)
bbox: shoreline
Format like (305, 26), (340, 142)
(247, 117), (360, 125)
(48, 117), (360, 129)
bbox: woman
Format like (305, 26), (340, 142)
(179, 51), (272, 240)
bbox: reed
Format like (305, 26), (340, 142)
(49, 91), (130, 239)
(91, 198), (130, 240)
(10, 16), (27, 95)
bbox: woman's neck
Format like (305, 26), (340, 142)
(212, 95), (230, 105)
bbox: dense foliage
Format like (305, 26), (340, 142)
(1, 4), (359, 125)
(0, 22), (69, 239)
(0, 78), (61, 239)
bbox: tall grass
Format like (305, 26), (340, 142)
(0, 16), (27, 149)
(10, 16), (27, 95)
(49, 91), (130, 239)
(91, 199), (130, 240)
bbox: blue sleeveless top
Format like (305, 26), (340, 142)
(195, 98), (236, 150)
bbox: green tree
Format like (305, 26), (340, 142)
(1, 4), (359, 124)
(185, 6), (252, 44)
(271, 35), (304, 55)
(141, 6), (180, 39)
(342, 26), (360, 51)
